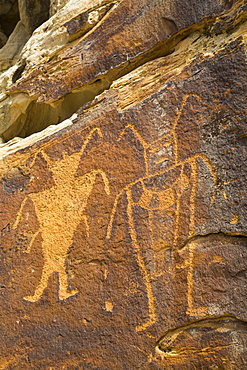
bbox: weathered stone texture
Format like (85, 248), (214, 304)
(9, 0), (244, 102)
(18, 0), (50, 34)
(0, 0), (246, 368)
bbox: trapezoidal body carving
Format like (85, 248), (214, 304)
(12, 128), (110, 302)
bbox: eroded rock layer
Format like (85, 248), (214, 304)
(0, 0), (246, 369)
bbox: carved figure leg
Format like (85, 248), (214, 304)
(23, 260), (53, 302)
(126, 189), (156, 331)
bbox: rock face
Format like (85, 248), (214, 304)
(0, 0), (246, 368)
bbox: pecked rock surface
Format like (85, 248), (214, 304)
(0, 0), (246, 369)
(0, 0), (245, 141)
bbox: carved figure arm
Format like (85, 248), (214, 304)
(12, 196), (29, 229)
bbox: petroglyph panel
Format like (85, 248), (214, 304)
(0, 10), (246, 368)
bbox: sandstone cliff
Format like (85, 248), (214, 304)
(0, 0), (246, 369)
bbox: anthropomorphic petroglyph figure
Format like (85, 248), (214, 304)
(13, 128), (110, 302)
(107, 94), (217, 331)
